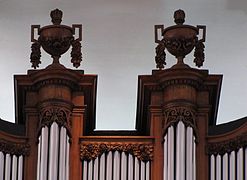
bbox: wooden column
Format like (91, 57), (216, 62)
(23, 108), (39, 180)
(70, 106), (85, 180)
(149, 105), (163, 180)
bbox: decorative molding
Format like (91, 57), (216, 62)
(163, 106), (198, 141)
(207, 134), (247, 155)
(144, 78), (205, 92)
(159, 78), (203, 90)
(80, 143), (154, 162)
(163, 106), (196, 129)
(35, 78), (79, 91)
(0, 139), (30, 156)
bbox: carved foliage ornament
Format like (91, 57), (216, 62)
(0, 139), (30, 156)
(39, 107), (71, 131)
(207, 134), (247, 155)
(163, 107), (198, 140)
(163, 107), (196, 128)
(80, 143), (154, 162)
(155, 41), (166, 69)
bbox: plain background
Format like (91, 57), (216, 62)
(0, 0), (246, 129)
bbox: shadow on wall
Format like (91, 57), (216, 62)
(227, 0), (247, 14)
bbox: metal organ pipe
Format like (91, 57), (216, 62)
(37, 123), (70, 180)
(121, 152), (127, 180)
(222, 153), (228, 180)
(192, 137), (196, 180)
(209, 146), (247, 180)
(66, 136), (70, 180)
(134, 156), (140, 180)
(0, 152), (4, 180)
(93, 157), (99, 180)
(237, 148), (243, 180)
(230, 151), (236, 180)
(216, 155), (221, 180)
(88, 159), (93, 180)
(128, 153), (134, 180)
(210, 155), (215, 180)
(59, 127), (67, 180)
(0, 153), (24, 180)
(186, 127), (193, 180)
(37, 137), (41, 180)
(5, 154), (11, 180)
(17, 156), (23, 180)
(163, 122), (197, 180)
(99, 153), (106, 180)
(48, 123), (59, 180)
(163, 134), (168, 180)
(81, 151), (150, 180)
(167, 126), (175, 180)
(113, 151), (120, 180)
(176, 121), (185, 180)
(146, 161), (150, 180)
(11, 155), (17, 180)
(106, 151), (113, 180)
(40, 127), (48, 180)
(245, 147), (247, 180)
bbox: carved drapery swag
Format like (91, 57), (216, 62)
(0, 139), (30, 156)
(39, 107), (71, 133)
(80, 143), (154, 162)
(163, 106), (198, 141)
(207, 134), (247, 155)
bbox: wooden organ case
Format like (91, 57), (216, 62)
(0, 9), (246, 180)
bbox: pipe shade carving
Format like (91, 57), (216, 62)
(207, 133), (247, 155)
(80, 143), (154, 162)
(163, 107), (198, 141)
(0, 139), (30, 156)
(38, 106), (72, 139)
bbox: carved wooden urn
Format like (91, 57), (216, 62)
(155, 9), (206, 69)
(30, 9), (82, 69)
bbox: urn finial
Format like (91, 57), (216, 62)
(50, 9), (63, 25)
(154, 9), (206, 69)
(30, 9), (83, 69)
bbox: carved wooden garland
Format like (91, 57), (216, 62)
(163, 107), (198, 142)
(39, 107), (72, 135)
(207, 134), (247, 155)
(0, 139), (30, 156)
(80, 143), (154, 162)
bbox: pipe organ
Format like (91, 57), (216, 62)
(0, 8), (246, 180)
